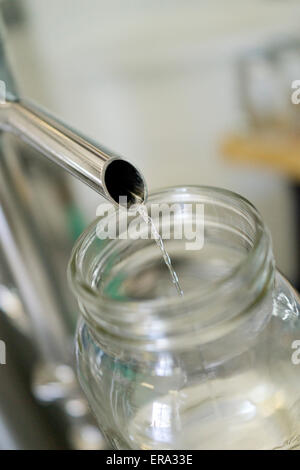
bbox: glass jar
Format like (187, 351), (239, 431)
(68, 186), (300, 450)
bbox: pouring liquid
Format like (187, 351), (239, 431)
(137, 204), (183, 297)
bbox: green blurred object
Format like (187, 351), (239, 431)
(66, 204), (86, 241)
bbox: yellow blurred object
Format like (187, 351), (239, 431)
(221, 132), (300, 181)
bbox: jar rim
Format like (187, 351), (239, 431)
(68, 185), (272, 325)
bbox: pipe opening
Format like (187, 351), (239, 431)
(104, 159), (147, 208)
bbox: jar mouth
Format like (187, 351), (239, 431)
(68, 185), (273, 332)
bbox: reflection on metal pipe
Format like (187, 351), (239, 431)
(0, 99), (147, 208)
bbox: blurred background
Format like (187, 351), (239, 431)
(0, 0), (300, 449)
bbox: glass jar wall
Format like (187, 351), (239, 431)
(68, 186), (300, 450)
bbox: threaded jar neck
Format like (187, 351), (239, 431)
(68, 186), (275, 353)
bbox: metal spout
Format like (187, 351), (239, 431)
(0, 99), (147, 208)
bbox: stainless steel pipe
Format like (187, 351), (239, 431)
(0, 99), (147, 207)
(0, 15), (108, 448)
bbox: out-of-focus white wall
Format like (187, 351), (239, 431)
(4, 0), (300, 280)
